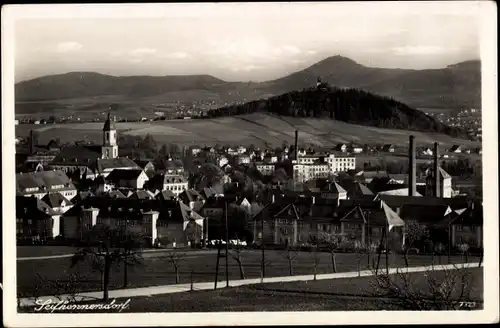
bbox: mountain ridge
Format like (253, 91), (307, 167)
(15, 56), (481, 109)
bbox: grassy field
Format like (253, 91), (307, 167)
(19, 267), (483, 313)
(17, 246), (80, 258)
(15, 113), (481, 149)
(17, 248), (479, 298)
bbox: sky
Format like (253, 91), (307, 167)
(12, 2), (482, 83)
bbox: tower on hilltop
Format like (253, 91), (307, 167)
(101, 112), (118, 159)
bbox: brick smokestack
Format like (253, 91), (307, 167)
(434, 142), (440, 197)
(294, 130), (299, 161)
(408, 135), (416, 196)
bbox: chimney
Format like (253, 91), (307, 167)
(294, 130), (299, 161)
(433, 142), (440, 197)
(408, 135), (416, 197)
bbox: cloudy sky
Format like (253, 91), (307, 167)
(13, 2), (482, 83)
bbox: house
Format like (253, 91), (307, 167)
(156, 189), (177, 201)
(128, 190), (155, 200)
(425, 167), (453, 198)
(382, 144), (395, 153)
(359, 170), (389, 184)
(347, 182), (374, 200)
(293, 160), (330, 184)
(190, 146), (202, 156)
(449, 204), (482, 248)
(146, 173), (187, 195)
(255, 162), (275, 176)
(227, 147), (239, 156)
(236, 154), (251, 165)
(200, 197), (226, 221)
(162, 175), (188, 196)
(420, 147), (433, 156)
(237, 146), (247, 154)
(95, 157), (142, 178)
(105, 169), (149, 189)
(218, 156), (229, 167)
(449, 145), (462, 153)
(105, 190), (127, 199)
(350, 144), (363, 154)
(41, 192), (74, 214)
(320, 182), (348, 205)
(333, 155), (356, 172)
(387, 174), (407, 184)
(178, 189), (205, 210)
(16, 170), (78, 200)
(335, 144), (348, 153)
(16, 196), (62, 243)
(61, 198), (204, 247)
(263, 153), (278, 164)
(134, 160), (155, 173)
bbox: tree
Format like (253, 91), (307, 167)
(370, 264), (478, 310)
(309, 242), (321, 280)
(433, 242), (446, 265)
(167, 249), (186, 284)
(353, 240), (367, 277)
(70, 225), (145, 301)
(402, 220), (429, 267)
(229, 239), (246, 280)
(280, 243), (300, 276)
(458, 243), (470, 263)
(318, 232), (347, 273)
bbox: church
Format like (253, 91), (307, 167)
(49, 113), (140, 179)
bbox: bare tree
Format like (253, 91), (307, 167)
(458, 243), (470, 263)
(70, 225), (145, 301)
(317, 232), (347, 273)
(402, 220), (429, 268)
(353, 240), (367, 277)
(229, 240), (246, 280)
(370, 263), (478, 310)
(280, 243), (300, 276)
(167, 249), (186, 284)
(310, 243), (321, 280)
(434, 242), (446, 265)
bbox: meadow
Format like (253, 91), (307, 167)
(16, 113), (481, 150)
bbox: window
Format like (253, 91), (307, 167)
(28, 219), (32, 225)
(456, 225), (463, 232)
(106, 150), (109, 157)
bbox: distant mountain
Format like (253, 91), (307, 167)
(15, 72), (227, 102)
(206, 86), (468, 138)
(15, 56), (481, 109)
(260, 55), (481, 109)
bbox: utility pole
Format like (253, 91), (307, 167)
(214, 242), (221, 290)
(225, 200), (229, 288)
(261, 217), (265, 281)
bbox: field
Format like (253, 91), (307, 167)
(16, 113), (481, 150)
(17, 247), (479, 299)
(19, 267), (483, 313)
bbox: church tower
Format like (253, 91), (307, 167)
(101, 112), (118, 159)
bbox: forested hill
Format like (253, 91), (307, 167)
(206, 86), (468, 138)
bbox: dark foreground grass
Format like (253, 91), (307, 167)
(17, 246), (80, 258)
(17, 249), (479, 298)
(19, 268), (483, 313)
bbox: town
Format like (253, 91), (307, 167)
(15, 113), (482, 253)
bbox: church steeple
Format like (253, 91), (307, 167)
(101, 111), (118, 159)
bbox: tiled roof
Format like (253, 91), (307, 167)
(42, 192), (73, 208)
(96, 158), (140, 172)
(16, 170), (75, 193)
(156, 190), (177, 201)
(129, 190), (155, 200)
(377, 188), (423, 197)
(16, 196), (58, 219)
(106, 169), (144, 182)
(349, 183), (374, 197)
(399, 204), (451, 224)
(134, 160), (154, 169)
(326, 182), (347, 194)
(106, 190), (127, 199)
(450, 206), (483, 226)
(163, 174), (187, 184)
(375, 195), (470, 210)
(50, 145), (101, 165)
(179, 189), (204, 203)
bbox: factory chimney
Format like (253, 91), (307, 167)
(408, 135), (416, 197)
(294, 130), (299, 161)
(433, 142), (441, 197)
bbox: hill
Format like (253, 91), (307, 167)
(260, 56), (481, 109)
(15, 113), (480, 152)
(15, 56), (480, 110)
(207, 86), (468, 138)
(15, 72), (227, 102)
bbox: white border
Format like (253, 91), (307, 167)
(2, 2), (498, 326)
